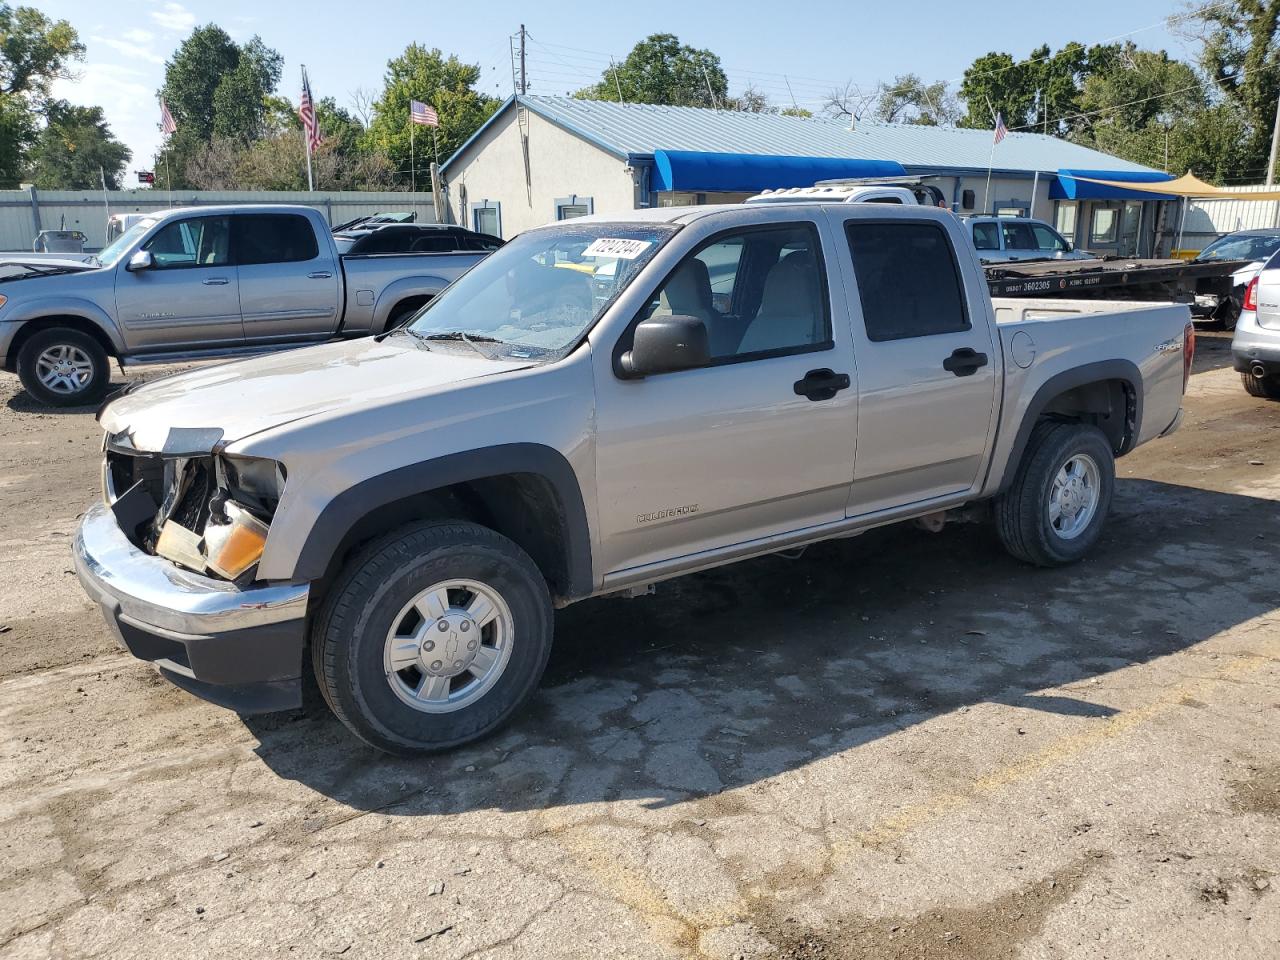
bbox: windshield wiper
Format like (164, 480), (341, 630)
(420, 331), (502, 360)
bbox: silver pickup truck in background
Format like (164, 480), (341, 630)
(75, 202), (1193, 754)
(0, 204), (486, 405)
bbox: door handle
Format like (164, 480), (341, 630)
(793, 368), (851, 402)
(943, 347), (988, 377)
(201, 277), (229, 285)
(308, 271), (333, 279)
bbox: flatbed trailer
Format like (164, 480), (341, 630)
(984, 256), (1249, 323)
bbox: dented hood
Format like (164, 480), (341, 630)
(101, 336), (523, 452)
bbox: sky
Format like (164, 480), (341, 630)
(27, 0), (1200, 178)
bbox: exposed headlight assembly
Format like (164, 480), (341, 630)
(150, 454), (285, 581)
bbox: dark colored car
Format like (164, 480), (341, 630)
(334, 224), (505, 256)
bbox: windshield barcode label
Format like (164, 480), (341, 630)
(582, 238), (653, 259)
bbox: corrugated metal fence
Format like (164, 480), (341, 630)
(0, 188), (438, 251)
(1180, 184), (1280, 251)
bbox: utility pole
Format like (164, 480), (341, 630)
(1267, 92), (1280, 186)
(518, 24), (527, 95)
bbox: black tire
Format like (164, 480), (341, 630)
(311, 520), (553, 755)
(1242, 371), (1280, 399)
(387, 297), (430, 330)
(994, 421), (1115, 567)
(16, 326), (111, 407)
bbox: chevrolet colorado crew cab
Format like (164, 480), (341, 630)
(74, 203), (1194, 754)
(0, 204), (485, 407)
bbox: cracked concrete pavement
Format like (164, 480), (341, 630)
(1, 332), (1278, 959)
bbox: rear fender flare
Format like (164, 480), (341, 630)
(371, 276), (451, 332)
(996, 359), (1143, 494)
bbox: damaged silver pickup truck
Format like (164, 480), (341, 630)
(75, 203), (1193, 754)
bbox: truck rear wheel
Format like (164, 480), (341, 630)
(311, 520), (553, 754)
(994, 421), (1115, 567)
(16, 327), (110, 407)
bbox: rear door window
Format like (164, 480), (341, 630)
(1001, 222), (1037, 251)
(234, 214), (319, 265)
(971, 222), (1000, 251)
(846, 220), (970, 341)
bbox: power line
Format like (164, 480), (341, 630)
(1008, 59), (1280, 134)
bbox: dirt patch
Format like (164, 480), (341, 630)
(756, 856), (1103, 960)
(1229, 764), (1280, 816)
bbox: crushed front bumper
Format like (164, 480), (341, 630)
(73, 502), (310, 713)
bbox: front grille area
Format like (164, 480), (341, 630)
(104, 447), (216, 552)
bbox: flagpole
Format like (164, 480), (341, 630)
(982, 140), (996, 214)
(302, 65), (314, 192)
(410, 117), (416, 220)
(164, 154), (172, 206)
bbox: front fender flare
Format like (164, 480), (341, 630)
(5, 296), (126, 353)
(289, 443), (594, 598)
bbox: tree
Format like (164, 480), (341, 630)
(27, 100), (130, 188)
(0, 2), (82, 186)
(363, 44), (499, 186)
(0, 2), (82, 98)
(159, 25), (240, 141)
(210, 36), (282, 141)
(576, 34), (728, 108)
(958, 42), (1096, 133)
(874, 74), (960, 126)
(156, 26), (283, 187)
(1175, 0), (1280, 180)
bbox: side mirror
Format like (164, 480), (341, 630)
(126, 250), (153, 272)
(619, 315), (711, 377)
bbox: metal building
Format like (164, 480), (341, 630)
(441, 95), (1177, 255)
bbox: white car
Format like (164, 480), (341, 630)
(1232, 246), (1280, 399)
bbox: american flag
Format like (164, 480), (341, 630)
(299, 67), (322, 152)
(410, 100), (439, 127)
(159, 98), (176, 135)
(993, 112), (1009, 145)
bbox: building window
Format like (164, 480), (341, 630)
(1055, 203), (1078, 243)
(554, 195), (593, 220)
(1091, 206), (1119, 244)
(470, 201), (501, 238)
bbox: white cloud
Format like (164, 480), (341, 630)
(52, 63), (161, 168)
(92, 35), (165, 65)
(150, 2), (196, 33)
(121, 28), (155, 45)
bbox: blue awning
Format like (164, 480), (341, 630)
(1052, 169), (1177, 201)
(652, 150), (907, 193)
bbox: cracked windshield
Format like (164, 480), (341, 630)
(406, 223), (675, 358)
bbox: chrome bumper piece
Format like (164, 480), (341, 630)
(73, 501), (310, 713)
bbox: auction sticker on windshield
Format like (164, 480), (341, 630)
(582, 238), (653, 259)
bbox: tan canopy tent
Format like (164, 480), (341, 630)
(1063, 171), (1280, 200)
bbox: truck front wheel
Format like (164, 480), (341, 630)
(311, 520), (554, 754)
(16, 327), (111, 407)
(994, 422), (1115, 567)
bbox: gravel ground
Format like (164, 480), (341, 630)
(0, 332), (1278, 960)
